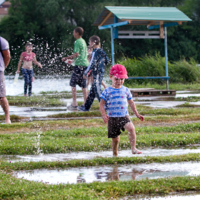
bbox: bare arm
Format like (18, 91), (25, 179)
(128, 99), (144, 121)
(2, 50), (11, 69)
(62, 52), (79, 62)
(16, 55), (23, 73)
(33, 57), (42, 68)
(101, 81), (106, 89)
(99, 99), (109, 123)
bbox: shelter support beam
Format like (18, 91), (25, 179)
(99, 21), (130, 65)
(147, 21), (155, 28)
(164, 27), (169, 89)
(114, 16), (118, 39)
(111, 27), (115, 65)
(98, 11), (112, 27)
(99, 21), (129, 30)
(148, 22), (179, 30)
(160, 21), (164, 38)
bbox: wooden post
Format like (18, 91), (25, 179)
(147, 21), (155, 28)
(98, 12), (112, 27)
(160, 21), (164, 38)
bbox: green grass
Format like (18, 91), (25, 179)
(32, 122), (200, 138)
(45, 106), (200, 119)
(0, 131), (200, 154)
(0, 115), (28, 122)
(7, 95), (66, 107)
(119, 55), (200, 84)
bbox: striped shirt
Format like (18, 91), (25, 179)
(100, 86), (132, 117)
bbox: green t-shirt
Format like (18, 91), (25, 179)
(73, 38), (89, 67)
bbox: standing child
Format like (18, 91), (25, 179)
(78, 35), (109, 111)
(62, 27), (89, 110)
(86, 46), (106, 94)
(99, 64), (144, 156)
(16, 42), (42, 96)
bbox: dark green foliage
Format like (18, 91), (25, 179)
(119, 54), (200, 84)
(0, 0), (200, 75)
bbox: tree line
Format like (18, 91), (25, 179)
(0, 0), (199, 74)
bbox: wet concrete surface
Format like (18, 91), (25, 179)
(2, 147), (200, 163)
(123, 192), (200, 200)
(136, 101), (186, 108)
(13, 161), (200, 184)
(1, 89), (200, 118)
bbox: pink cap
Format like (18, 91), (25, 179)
(110, 64), (128, 79)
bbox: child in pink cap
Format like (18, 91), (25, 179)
(100, 64), (144, 156)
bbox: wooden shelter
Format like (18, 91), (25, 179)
(94, 6), (192, 89)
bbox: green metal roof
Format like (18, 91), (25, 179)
(93, 6), (192, 26)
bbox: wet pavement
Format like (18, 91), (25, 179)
(5, 75), (73, 96)
(2, 78), (200, 117)
(123, 192), (200, 200)
(13, 161), (200, 184)
(2, 147), (200, 163)
(0, 98), (84, 117)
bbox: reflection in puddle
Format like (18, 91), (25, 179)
(13, 161), (200, 184)
(2, 147), (200, 163)
(124, 192), (200, 200)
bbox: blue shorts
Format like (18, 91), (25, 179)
(70, 66), (87, 88)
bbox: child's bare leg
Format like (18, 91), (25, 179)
(82, 88), (87, 103)
(0, 97), (11, 124)
(71, 87), (77, 107)
(124, 122), (142, 154)
(112, 136), (120, 156)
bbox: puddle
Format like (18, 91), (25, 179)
(176, 93), (200, 98)
(5, 75), (109, 96)
(0, 106), (69, 117)
(124, 192), (200, 200)
(2, 147), (200, 163)
(5, 75), (77, 96)
(135, 101), (186, 108)
(13, 161), (200, 184)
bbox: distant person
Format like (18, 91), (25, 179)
(16, 42), (42, 96)
(0, 36), (11, 124)
(78, 35), (109, 111)
(99, 64), (144, 156)
(86, 46), (106, 94)
(62, 27), (89, 110)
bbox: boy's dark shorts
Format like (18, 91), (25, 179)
(70, 66), (87, 88)
(108, 116), (131, 138)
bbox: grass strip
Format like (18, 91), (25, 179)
(0, 115), (28, 122)
(1, 113), (200, 134)
(0, 132), (200, 154)
(46, 107), (200, 119)
(46, 110), (102, 118)
(37, 122), (200, 138)
(0, 171), (200, 199)
(1, 153), (200, 171)
(7, 95), (66, 107)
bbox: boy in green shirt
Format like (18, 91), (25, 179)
(62, 27), (89, 110)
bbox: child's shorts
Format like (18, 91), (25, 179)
(70, 65), (87, 88)
(108, 116), (131, 138)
